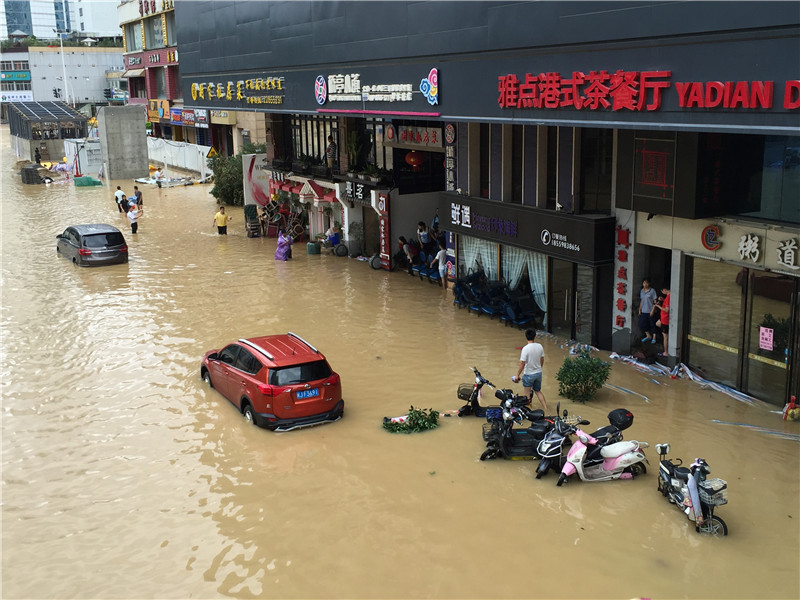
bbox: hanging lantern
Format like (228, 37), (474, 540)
(405, 150), (424, 172)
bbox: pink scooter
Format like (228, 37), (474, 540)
(556, 423), (649, 486)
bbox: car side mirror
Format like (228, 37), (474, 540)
(207, 352), (218, 361)
(56, 234), (62, 239)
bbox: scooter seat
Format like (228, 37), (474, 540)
(600, 440), (639, 458)
(673, 466), (691, 482)
(526, 421), (549, 437)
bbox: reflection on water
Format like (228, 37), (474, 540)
(1, 127), (798, 599)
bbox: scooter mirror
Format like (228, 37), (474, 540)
(579, 419), (591, 426)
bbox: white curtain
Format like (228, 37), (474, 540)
(460, 235), (480, 275)
(527, 251), (548, 324)
(501, 245), (527, 290)
(476, 239), (498, 280)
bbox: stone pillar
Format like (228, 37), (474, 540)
(97, 105), (149, 180)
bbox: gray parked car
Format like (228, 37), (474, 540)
(56, 224), (128, 266)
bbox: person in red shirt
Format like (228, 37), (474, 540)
(655, 285), (670, 356)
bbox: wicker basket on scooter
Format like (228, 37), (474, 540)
(457, 384), (473, 401)
(699, 478), (728, 506)
(482, 421), (501, 441)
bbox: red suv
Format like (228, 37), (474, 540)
(201, 333), (343, 431)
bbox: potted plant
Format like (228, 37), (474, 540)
(311, 155), (329, 178)
(555, 348), (611, 403)
(363, 163), (380, 183)
(346, 130), (361, 174)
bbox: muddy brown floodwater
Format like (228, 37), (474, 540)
(1, 125), (798, 600)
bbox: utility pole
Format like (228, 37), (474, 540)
(53, 29), (71, 105)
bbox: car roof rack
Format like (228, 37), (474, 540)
(287, 331), (319, 353)
(238, 338), (274, 360)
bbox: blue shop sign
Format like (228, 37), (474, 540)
(1, 71), (31, 81)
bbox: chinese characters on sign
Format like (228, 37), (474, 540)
(614, 225), (631, 329)
(498, 70), (671, 111)
(444, 124), (457, 192)
(378, 194), (391, 270)
(737, 233), (760, 263)
(450, 203), (471, 228)
(498, 70), (799, 111)
(449, 202), (518, 238)
(345, 181), (368, 204)
(759, 327), (774, 352)
(776, 238), (800, 270)
(190, 77), (285, 106)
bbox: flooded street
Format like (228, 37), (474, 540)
(1, 126), (798, 600)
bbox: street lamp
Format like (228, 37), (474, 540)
(53, 29), (71, 105)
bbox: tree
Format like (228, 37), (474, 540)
(208, 143), (267, 206)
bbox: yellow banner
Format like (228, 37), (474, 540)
(687, 334), (739, 355)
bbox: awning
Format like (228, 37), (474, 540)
(106, 71), (125, 79)
(123, 69), (145, 78)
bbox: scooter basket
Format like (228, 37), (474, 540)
(482, 421), (500, 441)
(457, 384), (474, 401)
(699, 478), (728, 506)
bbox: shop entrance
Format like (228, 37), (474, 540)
(550, 258), (574, 340)
(743, 271), (799, 404)
(686, 257), (799, 405)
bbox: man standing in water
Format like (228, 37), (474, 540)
(213, 206), (231, 235)
(511, 329), (547, 412)
(114, 186), (125, 213)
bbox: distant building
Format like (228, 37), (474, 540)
(0, 0), (120, 41)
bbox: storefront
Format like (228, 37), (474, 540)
(435, 193), (616, 348)
(637, 214), (800, 405)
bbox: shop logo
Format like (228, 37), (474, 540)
(701, 225), (721, 250)
(419, 68), (439, 105)
(445, 123), (455, 144)
(541, 229), (551, 245)
(315, 75), (327, 105)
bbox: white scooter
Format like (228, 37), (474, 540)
(556, 423), (649, 486)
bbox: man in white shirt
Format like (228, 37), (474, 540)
(512, 329), (547, 411)
(114, 186), (125, 213)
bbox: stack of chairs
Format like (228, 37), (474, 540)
(244, 205), (260, 238)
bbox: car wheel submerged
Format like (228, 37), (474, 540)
(202, 370), (213, 388)
(243, 404), (256, 426)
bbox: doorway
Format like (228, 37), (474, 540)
(550, 258), (574, 340)
(743, 272), (798, 404)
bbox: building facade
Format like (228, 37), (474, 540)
(1, 0), (120, 41)
(174, 1), (800, 404)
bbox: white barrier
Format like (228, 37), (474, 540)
(147, 137), (211, 179)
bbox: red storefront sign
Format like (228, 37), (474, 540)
(614, 225), (631, 329)
(378, 193), (391, 270)
(498, 69), (800, 111)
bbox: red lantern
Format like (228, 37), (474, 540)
(405, 150), (424, 172)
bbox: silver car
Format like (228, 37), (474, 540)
(56, 224), (128, 266)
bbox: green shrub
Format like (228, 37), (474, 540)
(382, 406), (439, 433)
(555, 349), (611, 403)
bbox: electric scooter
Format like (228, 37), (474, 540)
(457, 367), (508, 417)
(535, 408), (632, 479)
(655, 443), (728, 536)
(479, 391), (564, 461)
(556, 412), (648, 485)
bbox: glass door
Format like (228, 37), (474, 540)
(684, 259), (744, 388)
(744, 273), (798, 405)
(550, 259), (574, 339)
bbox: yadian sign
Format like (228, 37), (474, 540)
(497, 69), (800, 112)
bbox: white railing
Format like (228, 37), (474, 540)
(147, 137), (212, 179)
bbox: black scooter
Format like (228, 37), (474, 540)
(479, 390), (564, 461)
(457, 367), (515, 418)
(535, 408), (633, 479)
